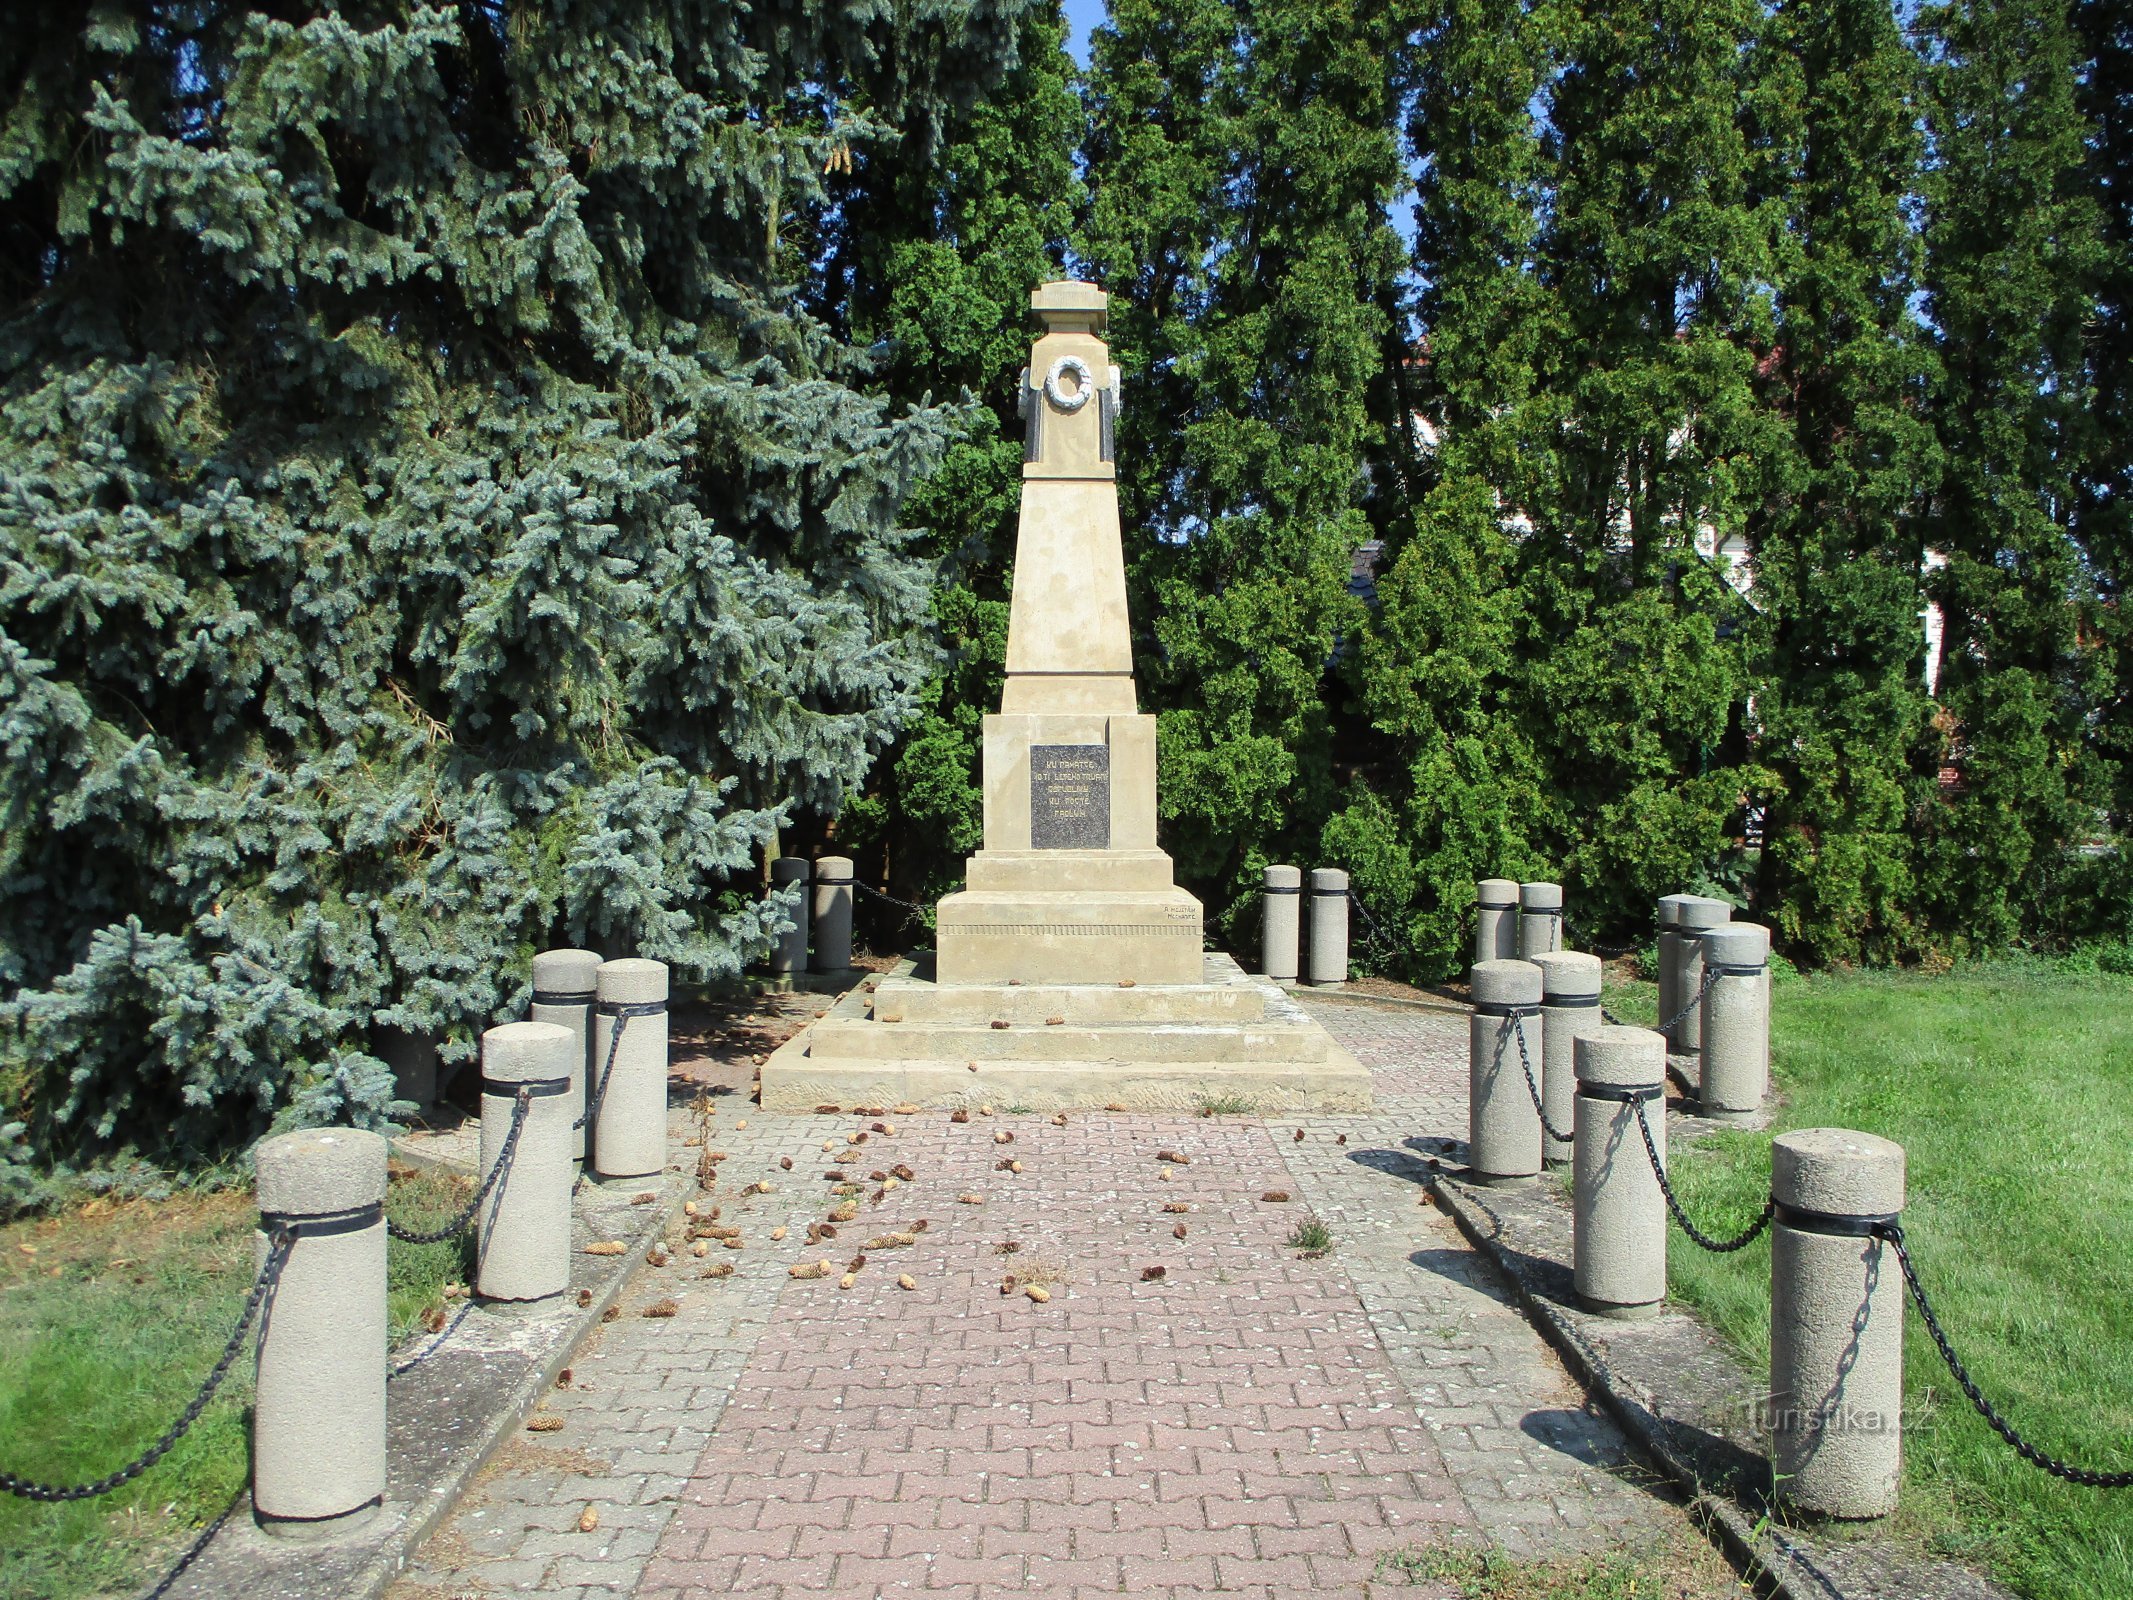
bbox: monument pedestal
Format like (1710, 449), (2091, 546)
(759, 953), (1373, 1112)
(758, 279), (1370, 1113)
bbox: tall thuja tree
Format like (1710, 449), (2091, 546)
(826, 0), (1082, 923)
(1915, 0), (2108, 950)
(0, 2), (1018, 1170)
(2078, 0), (2133, 872)
(1083, 0), (1404, 949)
(1516, 0), (1779, 931)
(1744, 0), (1941, 965)
(1338, 0), (1558, 977)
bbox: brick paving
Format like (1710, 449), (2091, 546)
(393, 990), (1683, 1600)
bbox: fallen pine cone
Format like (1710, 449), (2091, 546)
(1046, 1016), (1065, 1027)
(585, 1241), (627, 1256)
(1000, 1275), (1018, 1295)
(643, 1298), (680, 1318)
(1156, 1149), (1190, 1165)
(848, 1253), (869, 1270)
(958, 1193), (985, 1205)
(839, 1272), (857, 1289)
(1173, 1222), (1188, 1240)
(833, 1183), (864, 1197)
(995, 1130), (1014, 1145)
(691, 1240), (709, 1258)
(1293, 1129), (1305, 1142)
(815, 1104), (841, 1115)
(856, 1105), (886, 1116)
(822, 1141), (836, 1153)
(869, 1169), (888, 1182)
(911, 1218), (930, 1232)
(1260, 1190), (1292, 1203)
(864, 1232), (917, 1249)
(1337, 1134), (1348, 1146)
(816, 1222), (839, 1240)
(683, 1200), (700, 1217)
(847, 1132), (868, 1145)
(556, 1368), (573, 1386)
(1161, 1201), (1191, 1214)
(979, 1105), (994, 1116)
(829, 1204), (858, 1222)
(789, 1260), (833, 1280)
(967, 1063), (979, 1072)
(780, 1156), (793, 1171)
(576, 1289), (594, 1307)
(722, 1237), (744, 1250)
(423, 1306), (447, 1333)
(578, 1506), (600, 1534)
(601, 1306), (620, 1322)
(742, 1181), (774, 1196)
(871, 1121), (889, 1134)
(1118, 978), (1136, 988)
(647, 1244), (670, 1266)
(891, 1164), (915, 1182)
(632, 1191), (657, 1206)
(990, 1019), (1009, 1030)
(894, 1103), (919, 1115)
(883, 1176), (901, 1190)
(1105, 1102), (1127, 1112)
(1052, 1112), (1068, 1125)
(1025, 1284), (1051, 1302)
(700, 1262), (734, 1279)
(897, 1274), (916, 1291)
(1157, 1168), (1172, 1182)
(705, 1151), (728, 1163)
(1141, 1265), (1166, 1282)
(951, 1108), (971, 1124)
(769, 1226), (787, 1242)
(824, 1169), (847, 1181)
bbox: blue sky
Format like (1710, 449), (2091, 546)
(1063, 0), (1103, 66)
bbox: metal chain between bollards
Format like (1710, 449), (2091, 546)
(1873, 1221), (2133, 1488)
(855, 880), (929, 926)
(0, 1230), (295, 1502)
(575, 1001), (663, 1135)
(1500, 1011), (1574, 1146)
(1628, 1097), (1773, 1253)
(387, 1088), (530, 1245)
(1660, 962), (1721, 1038)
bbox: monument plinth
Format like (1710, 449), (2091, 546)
(760, 282), (1371, 1111)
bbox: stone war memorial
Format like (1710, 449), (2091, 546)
(761, 282), (1371, 1112)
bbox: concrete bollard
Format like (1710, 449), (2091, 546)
(1770, 1129), (1907, 1518)
(1262, 864), (1302, 982)
(811, 855), (854, 973)
(252, 1127), (387, 1534)
(1305, 868), (1349, 986)
(1669, 897), (1733, 1056)
(1532, 950), (1604, 1165)
(374, 1025), (437, 1109)
(530, 948), (600, 1161)
(1468, 959), (1543, 1183)
(1655, 895), (1691, 1044)
(1475, 878), (1520, 964)
(769, 856), (810, 978)
(477, 1021), (576, 1303)
(590, 958), (669, 1179)
(1572, 1026), (1669, 1320)
(1698, 923), (1771, 1121)
(1517, 881), (1564, 960)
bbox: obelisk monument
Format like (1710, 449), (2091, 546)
(933, 282), (1205, 985)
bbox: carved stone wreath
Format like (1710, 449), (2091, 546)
(1043, 355), (1094, 413)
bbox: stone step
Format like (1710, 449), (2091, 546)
(758, 1053), (1374, 1113)
(803, 1015), (1329, 1065)
(872, 976), (1266, 1026)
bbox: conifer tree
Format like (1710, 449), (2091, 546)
(1915, 0), (2108, 949)
(1744, 0), (1941, 964)
(1338, 0), (1557, 974)
(827, 1), (1083, 926)
(1082, 0), (1404, 949)
(0, 3), (1023, 1171)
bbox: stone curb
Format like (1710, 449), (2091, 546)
(1426, 1167), (1835, 1600)
(157, 1164), (688, 1600)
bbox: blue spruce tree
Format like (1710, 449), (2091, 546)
(0, 2), (1026, 1176)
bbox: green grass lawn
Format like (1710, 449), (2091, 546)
(0, 1165), (475, 1600)
(1608, 961), (2133, 1600)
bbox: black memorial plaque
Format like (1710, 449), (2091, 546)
(1030, 744), (1111, 850)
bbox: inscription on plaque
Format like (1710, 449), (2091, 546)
(1030, 744), (1111, 850)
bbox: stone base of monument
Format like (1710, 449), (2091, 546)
(759, 953), (1373, 1112)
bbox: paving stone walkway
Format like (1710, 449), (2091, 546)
(392, 992), (1685, 1600)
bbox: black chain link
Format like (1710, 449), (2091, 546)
(855, 880), (929, 925)
(1629, 1097), (1773, 1252)
(1875, 1221), (2133, 1487)
(388, 1088), (529, 1245)
(1, 1230), (294, 1502)
(1661, 962), (1720, 1038)
(1498, 1012), (1574, 1146)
